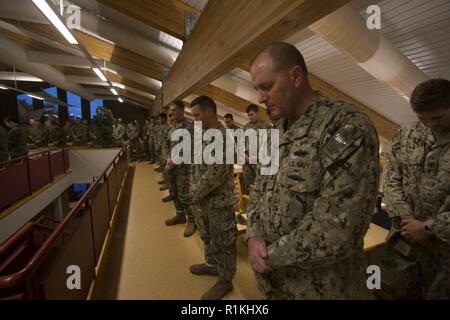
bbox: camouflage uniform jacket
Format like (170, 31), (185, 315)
(191, 122), (239, 209)
(113, 123), (126, 141)
(27, 125), (38, 144)
(383, 122), (450, 244)
(226, 124), (240, 130)
(49, 125), (66, 147)
(71, 124), (88, 144)
(162, 118), (193, 174)
(247, 91), (380, 298)
(7, 127), (28, 159)
(155, 123), (169, 152)
(142, 124), (150, 141)
(126, 123), (139, 140)
(34, 125), (49, 147)
(243, 120), (272, 157)
(147, 123), (156, 142)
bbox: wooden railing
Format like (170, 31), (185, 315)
(0, 148), (70, 212)
(0, 147), (128, 299)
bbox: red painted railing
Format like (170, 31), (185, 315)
(0, 148), (70, 212)
(0, 147), (128, 299)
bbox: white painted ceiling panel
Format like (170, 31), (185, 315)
(361, 0), (450, 79)
(296, 34), (415, 125)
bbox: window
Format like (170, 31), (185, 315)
(90, 99), (103, 118)
(43, 86), (58, 116)
(67, 91), (82, 120)
(17, 93), (33, 109)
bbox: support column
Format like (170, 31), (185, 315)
(57, 88), (68, 125)
(81, 99), (90, 122)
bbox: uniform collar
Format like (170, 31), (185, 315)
(415, 121), (449, 148)
(278, 91), (325, 145)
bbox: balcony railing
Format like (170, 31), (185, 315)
(0, 147), (128, 299)
(0, 148), (70, 213)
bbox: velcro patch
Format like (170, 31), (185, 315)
(323, 124), (363, 161)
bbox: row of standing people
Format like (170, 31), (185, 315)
(150, 42), (449, 300)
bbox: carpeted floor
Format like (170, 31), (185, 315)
(90, 162), (263, 300)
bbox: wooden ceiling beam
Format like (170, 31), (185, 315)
(96, 0), (201, 40)
(117, 88), (154, 105)
(0, 27), (67, 55)
(54, 66), (159, 96)
(14, 21), (165, 81)
(161, 0), (350, 106)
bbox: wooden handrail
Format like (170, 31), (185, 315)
(0, 222), (35, 258)
(0, 147), (127, 290)
(0, 148), (65, 168)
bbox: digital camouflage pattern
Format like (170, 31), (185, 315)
(33, 125), (49, 148)
(242, 119), (272, 194)
(146, 121), (156, 162)
(71, 123), (88, 146)
(141, 123), (151, 160)
(247, 91), (380, 299)
(155, 122), (169, 168)
(7, 127), (28, 159)
(164, 118), (195, 220)
(27, 125), (38, 144)
(126, 122), (140, 160)
(191, 122), (239, 281)
(113, 123), (126, 145)
(49, 125), (66, 147)
(383, 121), (450, 299)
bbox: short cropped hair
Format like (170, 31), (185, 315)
(246, 104), (259, 113)
(410, 78), (450, 112)
(224, 113), (234, 120)
(172, 100), (185, 110)
(252, 42), (308, 74)
(191, 96), (217, 114)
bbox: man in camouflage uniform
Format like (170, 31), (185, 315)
(164, 101), (196, 237)
(3, 116), (28, 159)
(147, 116), (156, 164)
(0, 123), (8, 162)
(242, 104), (271, 194)
(126, 120), (140, 161)
(71, 117), (88, 146)
(247, 42), (380, 299)
(64, 120), (74, 143)
(26, 118), (38, 146)
(224, 113), (240, 131)
(112, 118), (126, 147)
(154, 113), (169, 173)
(141, 118), (151, 161)
(383, 78), (450, 299)
(49, 119), (66, 147)
(189, 96), (239, 300)
(32, 119), (49, 148)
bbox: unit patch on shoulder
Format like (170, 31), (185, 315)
(323, 124), (364, 161)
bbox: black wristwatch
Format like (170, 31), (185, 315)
(424, 224), (433, 235)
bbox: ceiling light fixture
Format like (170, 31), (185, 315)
(92, 67), (107, 82)
(0, 84), (8, 90)
(32, 0), (78, 45)
(28, 94), (44, 100)
(118, 97), (123, 103)
(110, 88), (118, 95)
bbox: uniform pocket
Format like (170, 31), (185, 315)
(263, 168), (320, 238)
